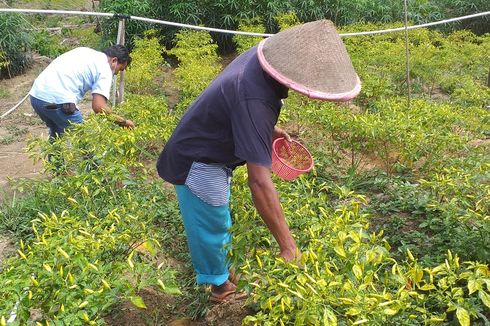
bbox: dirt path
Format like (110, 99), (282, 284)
(0, 60), (49, 193)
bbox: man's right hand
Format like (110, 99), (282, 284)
(280, 247), (301, 262)
(123, 119), (135, 129)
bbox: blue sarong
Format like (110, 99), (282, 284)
(175, 183), (232, 286)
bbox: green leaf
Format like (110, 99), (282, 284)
(130, 296), (147, 309)
(479, 290), (490, 309)
(467, 280), (479, 294)
(346, 307), (361, 316)
(352, 264), (363, 280)
(383, 308), (399, 316)
(419, 284), (436, 291)
(456, 307), (470, 326)
(334, 245), (346, 258)
(163, 285), (182, 295)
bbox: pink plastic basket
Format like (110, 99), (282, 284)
(271, 138), (314, 181)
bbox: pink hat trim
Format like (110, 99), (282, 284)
(257, 39), (361, 101)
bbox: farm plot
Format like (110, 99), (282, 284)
(0, 17), (489, 325)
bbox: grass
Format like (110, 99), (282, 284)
(0, 87), (9, 98)
(0, 126), (28, 145)
(14, 0), (92, 10)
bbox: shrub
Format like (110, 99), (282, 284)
(31, 30), (69, 58)
(166, 30), (221, 114)
(0, 92), (178, 324)
(0, 13), (32, 78)
(233, 18), (265, 55)
(125, 30), (167, 96)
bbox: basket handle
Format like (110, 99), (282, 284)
(283, 140), (293, 157)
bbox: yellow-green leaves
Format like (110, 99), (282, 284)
(479, 290), (490, 309)
(125, 31), (166, 96)
(127, 251), (135, 269)
(57, 247), (70, 260)
(352, 264), (363, 280)
(456, 307), (470, 326)
(130, 296), (147, 309)
(17, 249), (27, 260)
(334, 245), (346, 258)
(78, 301), (88, 309)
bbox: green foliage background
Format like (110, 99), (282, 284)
(97, 0), (490, 50)
(0, 13), (31, 79)
(1, 0), (489, 77)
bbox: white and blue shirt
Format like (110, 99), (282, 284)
(29, 47), (113, 104)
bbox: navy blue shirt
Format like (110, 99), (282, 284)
(157, 46), (288, 185)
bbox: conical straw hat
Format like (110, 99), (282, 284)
(257, 20), (361, 101)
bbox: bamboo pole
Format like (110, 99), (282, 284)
(112, 17), (126, 107)
(117, 19), (126, 104)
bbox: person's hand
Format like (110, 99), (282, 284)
(273, 126), (291, 142)
(123, 119), (135, 129)
(280, 247), (302, 262)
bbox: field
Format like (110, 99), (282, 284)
(0, 4), (490, 326)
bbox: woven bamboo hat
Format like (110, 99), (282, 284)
(257, 20), (361, 101)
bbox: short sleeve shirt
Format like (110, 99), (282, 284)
(157, 46), (288, 185)
(29, 47), (113, 104)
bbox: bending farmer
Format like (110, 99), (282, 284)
(29, 45), (134, 139)
(156, 20), (361, 303)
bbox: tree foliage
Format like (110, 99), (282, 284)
(96, 0), (489, 52)
(0, 13), (32, 79)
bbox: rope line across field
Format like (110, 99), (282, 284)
(0, 8), (489, 117)
(0, 8), (489, 38)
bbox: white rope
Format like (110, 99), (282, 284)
(129, 11), (490, 37)
(129, 15), (270, 37)
(1, 8), (489, 38)
(0, 8), (114, 18)
(0, 93), (29, 119)
(340, 11), (490, 37)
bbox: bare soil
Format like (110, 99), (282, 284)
(0, 59), (47, 192)
(105, 287), (252, 326)
(0, 235), (15, 269)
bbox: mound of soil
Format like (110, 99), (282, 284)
(205, 300), (254, 326)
